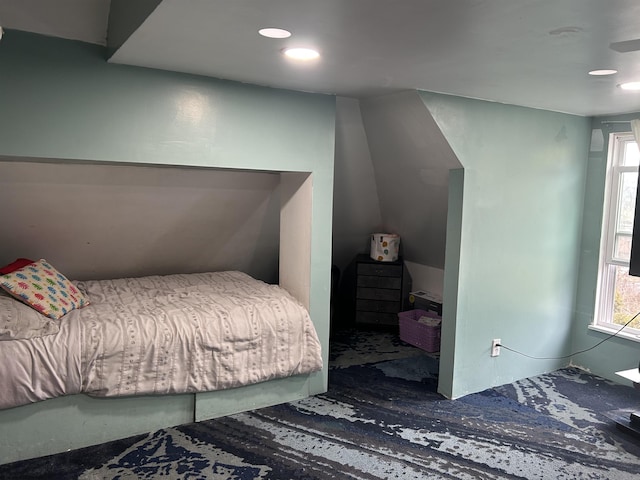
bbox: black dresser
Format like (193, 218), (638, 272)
(354, 254), (411, 327)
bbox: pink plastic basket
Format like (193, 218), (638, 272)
(398, 309), (442, 353)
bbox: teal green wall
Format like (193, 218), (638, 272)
(0, 31), (334, 172)
(0, 31), (335, 392)
(572, 113), (640, 382)
(420, 91), (591, 398)
(438, 168), (464, 397)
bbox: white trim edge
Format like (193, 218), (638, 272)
(588, 323), (640, 343)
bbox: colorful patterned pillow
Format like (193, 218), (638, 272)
(0, 259), (89, 320)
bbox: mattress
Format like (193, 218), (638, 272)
(0, 271), (323, 410)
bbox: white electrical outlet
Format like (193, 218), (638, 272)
(491, 339), (501, 357)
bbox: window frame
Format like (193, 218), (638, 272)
(593, 132), (640, 341)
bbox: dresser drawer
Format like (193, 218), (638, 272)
(356, 287), (401, 301)
(357, 263), (402, 277)
(357, 275), (402, 289)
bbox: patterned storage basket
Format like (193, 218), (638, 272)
(398, 309), (442, 353)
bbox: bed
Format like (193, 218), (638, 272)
(0, 259), (324, 464)
(0, 259), (323, 413)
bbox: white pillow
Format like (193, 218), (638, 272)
(0, 290), (60, 340)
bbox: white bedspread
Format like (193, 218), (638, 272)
(0, 271), (323, 409)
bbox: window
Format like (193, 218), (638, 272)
(595, 133), (640, 338)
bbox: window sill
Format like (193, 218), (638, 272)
(588, 324), (640, 344)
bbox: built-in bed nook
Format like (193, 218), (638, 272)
(0, 31), (335, 464)
(0, 160), (332, 464)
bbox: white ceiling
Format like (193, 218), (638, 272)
(1, 0), (640, 116)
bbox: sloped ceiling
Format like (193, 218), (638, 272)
(360, 91), (461, 269)
(1, 0), (640, 116)
(0, 0), (110, 45)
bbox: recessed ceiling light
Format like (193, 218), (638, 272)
(258, 28), (291, 39)
(619, 81), (640, 91)
(588, 69), (618, 76)
(283, 47), (320, 60)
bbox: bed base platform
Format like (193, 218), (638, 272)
(0, 373), (318, 466)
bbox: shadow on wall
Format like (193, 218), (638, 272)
(332, 92), (462, 315)
(0, 160), (281, 282)
(358, 90), (462, 270)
